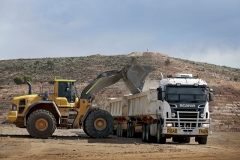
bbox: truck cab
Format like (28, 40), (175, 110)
(157, 73), (213, 144)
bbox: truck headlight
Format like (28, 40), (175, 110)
(172, 113), (176, 118)
(12, 104), (17, 111)
(200, 113), (205, 118)
(166, 123), (172, 127)
(202, 124), (209, 128)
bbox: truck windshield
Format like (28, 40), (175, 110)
(166, 86), (207, 102)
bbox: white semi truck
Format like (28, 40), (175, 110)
(100, 73), (213, 144)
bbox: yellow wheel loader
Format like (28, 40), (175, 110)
(7, 64), (151, 139)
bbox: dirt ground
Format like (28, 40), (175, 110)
(0, 125), (239, 160)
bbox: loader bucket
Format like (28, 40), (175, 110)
(122, 65), (152, 94)
(80, 64), (152, 101)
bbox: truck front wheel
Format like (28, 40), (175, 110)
(26, 109), (56, 139)
(85, 109), (114, 138)
(198, 136), (207, 144)
(157, 123), (166, 144)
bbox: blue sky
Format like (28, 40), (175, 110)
(0, 0), (240, 68)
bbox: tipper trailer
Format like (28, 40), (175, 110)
(100, 73), (213, 144)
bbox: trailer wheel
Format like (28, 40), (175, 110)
(145, 123), (151, 143)
(142, 124), (146, 142)
(127, 123), (130, 138)
(120, 123), (123, 137)
(26, 109), (56, 139)
(130, 122), (135, 138)
(85, 109), (113, 138)
(198, 136), (207, 144)
(116, 123), (120, 137)
(157, 123), (166, 144)
(117, 123), (123, 137)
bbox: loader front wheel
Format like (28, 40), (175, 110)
(85, 109), (113, 138)
(27, 109), (56, 139)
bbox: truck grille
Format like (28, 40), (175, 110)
(178, 113), (198, 118)
(171, 108), (203, 118)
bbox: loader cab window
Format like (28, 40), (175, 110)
(58, 82), (78, 103)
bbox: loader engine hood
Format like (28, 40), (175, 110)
(80, 64), (152, 101)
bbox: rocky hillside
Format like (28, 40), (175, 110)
(0, 52), (240, 131)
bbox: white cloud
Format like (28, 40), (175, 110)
(165, 45), (240, 68)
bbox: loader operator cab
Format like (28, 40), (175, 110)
(58, 81), (77, 103)
(54, 79), (79, 107)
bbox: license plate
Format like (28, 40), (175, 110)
(199, 129), (208, 134)
(167, 128), (177, 133)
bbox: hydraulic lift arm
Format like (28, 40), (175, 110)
(80, 64), (152, 101)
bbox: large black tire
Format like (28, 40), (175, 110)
(119, 123), (123, 137)
(198, 136), (207, 144)
(83, 121), (91, 137)
(26, 109), (56, 139)
(117, 123), (120, 137)
(85, 109), (114, 138)
(142, 124), (146, 142)
(156, 123), (166, 144)
(145, 123), (150, 143)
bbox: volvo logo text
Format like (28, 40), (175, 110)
(180, 104), (196, 107)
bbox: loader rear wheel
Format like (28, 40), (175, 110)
(85, 109), (113, 138)
(27, 109), (56, 139)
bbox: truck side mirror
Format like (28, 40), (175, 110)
(157, 87), (163, 100)
(209, 92), (213, 101)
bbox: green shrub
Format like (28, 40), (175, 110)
(13, 75), (33, 85)
(13, 76), (24, 84)
(48, 76), (62, 84)
(23, 75), (34, 83)
(165, 59), (170, 66)
(131, 57), (138, 66)
(234, 76), (238, 82)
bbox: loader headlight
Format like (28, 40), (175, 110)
(12, 104), (17, 111)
